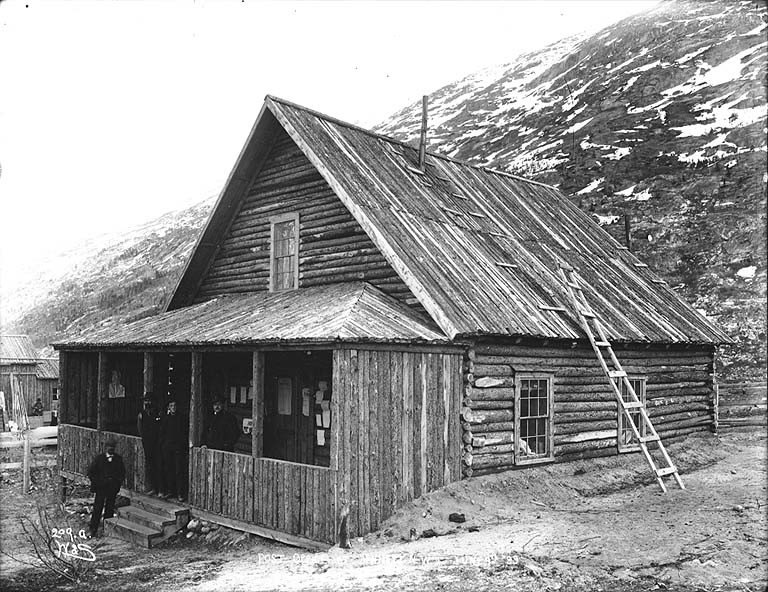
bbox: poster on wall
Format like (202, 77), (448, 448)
(277, 377), (292, 415)
(108, 370), (125, 398)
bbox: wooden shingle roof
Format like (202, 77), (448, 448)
(168, 96), (728, 345)
(36, 358), (59, 379)
(0, 335), (39, 363)
(56, 283), (448, 348)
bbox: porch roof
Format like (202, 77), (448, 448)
(54, 283), (449, 348)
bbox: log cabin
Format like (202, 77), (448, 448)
(53, 96), (728, 546)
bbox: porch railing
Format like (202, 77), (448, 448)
(58, 424), (146, 492)
(190, 447), (337, 544)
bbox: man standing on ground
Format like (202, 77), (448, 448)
(159, 400), (187, 502)
(87, 438), (125, 537)
(202, 396), (240, 452)
(136, 392), (161, 495)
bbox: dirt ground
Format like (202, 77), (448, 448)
(0, 429), (765, 592)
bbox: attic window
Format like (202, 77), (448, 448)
(270, 213), (299, 291)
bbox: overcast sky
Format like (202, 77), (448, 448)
(0, 0), (658, 291)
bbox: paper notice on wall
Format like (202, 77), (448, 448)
(242, 418), (253, 434)
(302, 395), (310, 417)
(240, 387), (247, 404)
(318, 381), (328, 392)
(230, 386), (237, 405)
(316, 430), (325, 446)
(315, 413), (322, 427)
(246, 387), (253, 401)
(322, 409), (331, 428)
(315, 390), (324, 403)
(277, 378), (292, 415)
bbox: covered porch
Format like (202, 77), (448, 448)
(55, 283), (462, 545)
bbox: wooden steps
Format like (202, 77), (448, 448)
(104, 492), (189, 548)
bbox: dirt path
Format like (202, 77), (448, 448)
(1, 430), (765, 592)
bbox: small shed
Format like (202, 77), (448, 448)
(54, 96), (727, 546)
(1, 335), (59, 419)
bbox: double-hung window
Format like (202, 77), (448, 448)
(269, 213), (299, 291)
(617, 377), (646, 452)
(515, 374), (554, 464)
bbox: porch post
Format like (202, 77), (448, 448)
(190, 352), (203, 447)
(143, 353), (154, 395)
(58, 350), (68, 425)
(96, 352), (108, 431)
(252, 351), (264, 457)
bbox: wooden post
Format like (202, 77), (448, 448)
(143, 353), (154, 395)
(189, 351), (203, 496)
(22, 431), (31, 494)
(418, 95), (428, 170)
(190, 352), (203, 447)
(624, 211), (632, 252)
(60, 476), (68, 503)
(252, 352), (264, 457)
(58, 351), (68, 425)
(96, 353), (108, 431)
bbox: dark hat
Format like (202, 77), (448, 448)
(212, 396), (225, 404)
(105, 438), (117, 449)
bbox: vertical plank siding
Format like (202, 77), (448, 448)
(59, 424), (145, 491)
(333, 348), (463, 539)
(463, 341), (716, 474)
(189, 449), (336, 544)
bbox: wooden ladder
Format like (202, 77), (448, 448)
(558, 263), (684, 492)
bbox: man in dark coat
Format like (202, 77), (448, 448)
(87, 438), (126, 537)
(203, 397), (240, 452)
(159, 400), (187, 502)
(136, 392), (161, 495)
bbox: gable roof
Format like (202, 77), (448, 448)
(168, 96), (728, 345)
(56, 283), (448, 348)
(36, 358), (59, 379)
(0, 335), (39, 363)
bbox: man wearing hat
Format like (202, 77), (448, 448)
(159, 400), (187, 502)
(136, 392), (161, 495)
(202, 396), (240, 452)
(87, 438), (126, 537)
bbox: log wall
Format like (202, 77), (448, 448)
(332, 347), (463, 539)
(718, 381), (767, 429)
(194, 129), (422, 312)
(59, 424), (146, 492)
(190, 448), (336, 544)
(462, 341), (716, 475)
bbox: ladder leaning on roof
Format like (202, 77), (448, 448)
(558, 262), (684, 493)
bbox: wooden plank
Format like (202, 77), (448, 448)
(391, 351), (403, 517)
(349, 350), (359, 538)
(252, 352), (265, 457)
(189, 507), (330, 550)
(403, 352), (413, 502)
(96, 353), (108, 430)
(359, 350), (370, 536)
(420, 353), (428, 494)
(370, 350), (381, 531)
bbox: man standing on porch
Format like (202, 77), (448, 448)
(159, 400), (187, 502)
(136, 392), (161, 494)
(87, 438), (125, 537)
(202, 397), (240, 452)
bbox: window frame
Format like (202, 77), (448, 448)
(617, 376), (647, 453)
(269, 212), (300, 292)
(514, 373), (555, 466)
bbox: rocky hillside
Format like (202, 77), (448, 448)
(6, 0), (766, 378)
(377, 0), (767, 379)
(3, 199), (212, 352)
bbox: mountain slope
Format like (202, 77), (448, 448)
(377, 0), (767, 378)
(5, 0), (766, 378)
